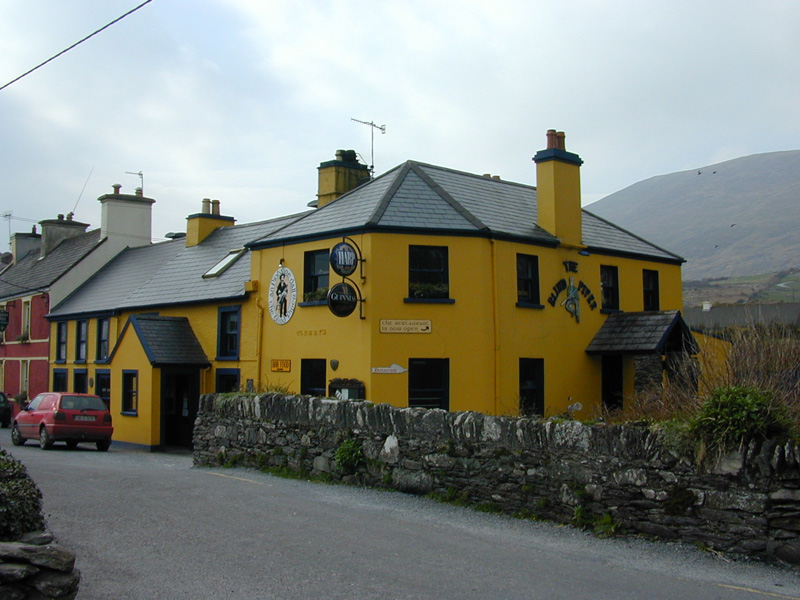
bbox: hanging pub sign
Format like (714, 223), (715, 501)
(0, 309), (8, 332)
(327, 282), (359, 317)
(330, 241), (359, 277)
(268, 266), (298, 325)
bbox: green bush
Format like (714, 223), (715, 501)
(689, 386), (794, 453)
(0, 449), (44, 541)
(334, 438), (364, 474)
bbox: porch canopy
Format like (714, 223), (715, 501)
(586, 310), (698, 356)
(114, 315), (210, 367)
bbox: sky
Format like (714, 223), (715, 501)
(1, 0), (799, 245)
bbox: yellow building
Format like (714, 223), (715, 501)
(48, 132), (697, 449)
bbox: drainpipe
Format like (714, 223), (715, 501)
(490, 239), (500, 415)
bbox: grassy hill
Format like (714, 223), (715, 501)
(586, 150), (800, 281)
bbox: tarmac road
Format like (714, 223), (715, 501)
(2, 428), (799, 600)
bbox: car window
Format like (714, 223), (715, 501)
(26, 395), (45, 411)
(61, 395), (106, 411)
(39, 396), (55, 411)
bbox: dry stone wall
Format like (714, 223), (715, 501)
(193, 393), (800, 565)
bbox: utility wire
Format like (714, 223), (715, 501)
(0, 0), (155, 92)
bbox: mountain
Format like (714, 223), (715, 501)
(585, 150), (800, 281)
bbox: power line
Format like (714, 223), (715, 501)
(0, 0), (155, 92)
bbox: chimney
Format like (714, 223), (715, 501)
(98, 184), (155, 248)
(316, 149), (370, 208)
(185, 198), (235, 247)
(38, 213), (89, 258)
(533, 129), (584, 249)
(10, 226), (41, 265)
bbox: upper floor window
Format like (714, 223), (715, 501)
(96, 318), (110, 361)
(643, 269), (660, 311)
(203, 248), (245, 279)
(408, 245), (449, 300)
(21, 299), (31, 338)
(56, 321), (67, 362)
(217, 306), (240, 360)
(600, 265), (619, 311)
(516, 254), (541, 306)
(303, 249), (329, 302)
(75, 320), (88, 362)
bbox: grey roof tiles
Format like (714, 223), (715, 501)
(586, 311), (698, 354)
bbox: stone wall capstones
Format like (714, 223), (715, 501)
(193, 393), (800, 565)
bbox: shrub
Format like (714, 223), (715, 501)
(0, 449), (45, 540)
(334, 438), (364, 474)
(689, 386), (794, 453)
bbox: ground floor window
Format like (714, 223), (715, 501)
(53, 369), (68, 392)
(215, 368), (240, 393)
(73, 369), (88, 394)
(519, 358), (544, 417)
(408, 358), (449, 410)
(301, 359), (326, 396)
(96, 370), (111, 408)
(122, 370), (138, 415)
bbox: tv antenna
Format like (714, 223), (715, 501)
(126, 170), (144, 193)
(351, 118), (386, 176)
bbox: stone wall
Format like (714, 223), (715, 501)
(193, 393), (800, 565)
(0, 533), (80, 599)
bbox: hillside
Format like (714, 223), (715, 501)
(585, 150), (800, 281)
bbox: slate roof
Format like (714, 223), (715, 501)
(115, 315), (209, 366)
(248, 160), (683, 263)
(586, 311), (699, 355)
(0, 230), (103, 301)
(49, 213), (306, 318)
(683, 303), (800, 330)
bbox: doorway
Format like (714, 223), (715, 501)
(601, 355), (624, 412)
(161, 368), (201, 448)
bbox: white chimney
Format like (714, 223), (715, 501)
(98, 184), (155, 247)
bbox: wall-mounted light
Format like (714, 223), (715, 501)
(578, 250), (590, 256)
(278, 258), (285, 267)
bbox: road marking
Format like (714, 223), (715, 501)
(203, 471), (273, 487)
(716, 583), (800, 599)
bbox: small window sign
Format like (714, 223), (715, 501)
(271, 359), (291, 372)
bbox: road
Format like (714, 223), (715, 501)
(1, 429), (799, 600)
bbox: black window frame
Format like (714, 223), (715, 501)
(600, 265), (620, 312)
(215, 368), (240, 393)
(95, 369), (111, 408)
(53, 368), (68, 392)
(73, 368), (88, 394)
(408, 358), (450, 410)
(643, 269), (660, 311)
(75, 320), (88, 363)
(217, 306), (240, 360)
(303, 249), (330, 303)
(122, 370), (138, 415)
(516, 253), (542, 307)
(407, 245), (452, 303)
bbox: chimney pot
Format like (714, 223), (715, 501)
(135, 187), (143, 196)
(202, 198), (211, 214)
(556, 131), (566, 151)
(57, 214), (64, 221)
(211, 199), (220, 215)
(546, 129), (558, 149)
(112, 184), (122, 194)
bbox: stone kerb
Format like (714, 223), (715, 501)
(192, 393), (800, 565)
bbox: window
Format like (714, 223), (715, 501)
(408, 358), (449, 410)
(20, 360), (30, 395)
(217, 306), (240, 360)
(408, 245), (450, 300)
(53, 369), (68, 392)
(95, 370), (111, 408)
(600, 265), (619, 311)
(643, 270), (660, 311)
(73, 369), (88, 394)
(75, 320), (88, 363)
(300, 359), (326, 396)
(215, 368), (240, 393)
(203, 248), (245, 278)
(21, 300), (31, 338)
(519, 358), (544, 417)
(96, 318), (110, 361)
(56, 322), (67, 363)
(122, 370), (138, 414)
(303, 249), (329, 302)
(516, 254), (541, 306)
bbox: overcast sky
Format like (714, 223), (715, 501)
(1, 0), (798, 244)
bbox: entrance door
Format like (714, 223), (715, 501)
(601, 355), (624, 412)
(161, 368), (200, 448)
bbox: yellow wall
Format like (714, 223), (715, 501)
(110, 328), (158, 446)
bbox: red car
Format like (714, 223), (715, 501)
(11, 393), (113, 451)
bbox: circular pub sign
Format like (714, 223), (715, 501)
(330, 242), (359, 277)
(268, 266), (298, 325)
(327, 282), (359, 317)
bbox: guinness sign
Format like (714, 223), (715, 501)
(327, 282), (358, 317)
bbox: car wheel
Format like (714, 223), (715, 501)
(39, 427), (54, 450)
(96, 440), (111, 452)
(11, 423), (25, 446)
(66, 440), (79, 449)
